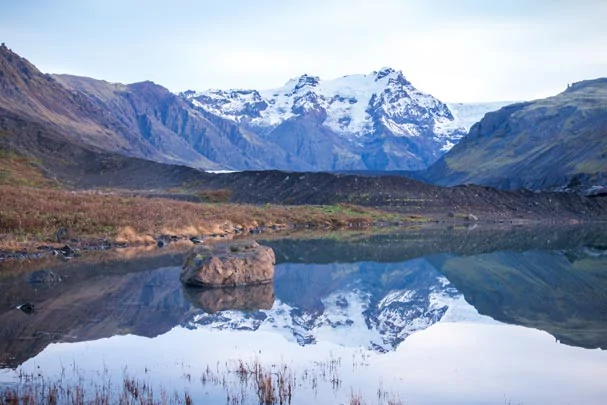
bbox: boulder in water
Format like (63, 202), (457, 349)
(180, 241), (275, 287)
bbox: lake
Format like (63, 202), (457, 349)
(0, 225), (606, 404)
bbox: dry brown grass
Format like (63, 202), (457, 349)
(196, 188), (232, 203)
(0, 186), (415, 250)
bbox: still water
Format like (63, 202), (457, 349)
(0, 226), (606, 404)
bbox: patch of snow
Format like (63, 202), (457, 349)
(440, 140), (455, 152)
(205, 170), (239, 174)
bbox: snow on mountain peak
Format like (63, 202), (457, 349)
(183, 70), (510, 154)
(375, 67), (396, 80)
(289, 74), (321, 94)
(186, 68), (446, 136)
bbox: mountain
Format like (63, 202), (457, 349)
(1, 44), (507, 173)
(184, 69), (508, 171)
(0, 43), (214, 169)
(0, 43), (314, 172)
(51, 74), (311, 171)
(424, 79), (607, 192)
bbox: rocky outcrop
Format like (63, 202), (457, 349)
(183, 283), (275, 313)
(180, 241), (275, 287)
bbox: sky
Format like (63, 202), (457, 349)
(1, 0), (606, 102)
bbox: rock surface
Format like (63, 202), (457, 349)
(180, 241), (275, 287)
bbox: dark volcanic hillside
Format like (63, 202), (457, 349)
(195, 170), (607, 220)
(0, 43), (212, 168)
(424, 79), (607, 192)
(0, 109), (207, 189)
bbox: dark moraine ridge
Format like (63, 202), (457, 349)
(196, 170), (607, 220)
(1, 117), (606, 221)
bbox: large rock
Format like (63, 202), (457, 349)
(180, 241), (275, 287)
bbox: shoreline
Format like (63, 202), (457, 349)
(1, 184), (606, 259)
(1, 218), (605, 263)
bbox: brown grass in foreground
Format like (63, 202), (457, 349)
(0, 186), (420, 249)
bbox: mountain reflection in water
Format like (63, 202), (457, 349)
(0, 225), (605, 371)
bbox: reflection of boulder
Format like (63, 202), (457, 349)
(183, 283), (275, 313)
(181, 241), (275, 287)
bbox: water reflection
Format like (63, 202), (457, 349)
(0, 225), (605, 369)
(430, 247), (607, 349)
(183, 284), (275, 313)
(191, 259), (492, 352)
(0, 251), (191, 368)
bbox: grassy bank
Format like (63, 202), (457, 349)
(0, 186), (422, 251)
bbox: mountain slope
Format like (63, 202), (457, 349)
(0, 44), (313, 172)
(53, 74), (310, 171)
(185, 69), (507, 170)
(424, 79), (607, 191)
(0, 43), (217, 168)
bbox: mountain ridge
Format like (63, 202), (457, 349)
(184, 68), (508, 170)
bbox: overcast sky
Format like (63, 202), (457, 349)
(1, 0), (606, 102)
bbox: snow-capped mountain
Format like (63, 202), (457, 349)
(182, 69), (509, 170)
(188, 69), (453, 139)
(186, 260), (496, 352)
(0, 45), (511, 174)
